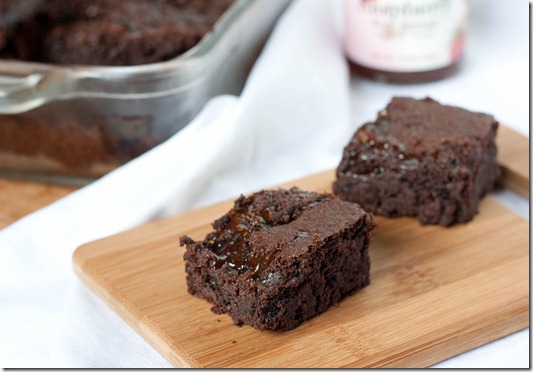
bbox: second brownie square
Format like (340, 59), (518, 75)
(334, 97), (501, 226)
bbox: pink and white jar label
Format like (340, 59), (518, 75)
(345, 0), (468, 72)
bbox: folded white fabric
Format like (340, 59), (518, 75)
(0, 0), (528, 368)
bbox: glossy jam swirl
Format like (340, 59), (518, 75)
(203, 189), (327, 278)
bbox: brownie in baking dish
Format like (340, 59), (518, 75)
(42, 0), (227, 66)
(0, 0), (234, 66)
(180, 188), (375, 331)
(334, 97), (501, 226)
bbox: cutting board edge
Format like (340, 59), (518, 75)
(496, 125), (529, 198)
(500, 167), (530, 199)
(357, 302), (530, 368)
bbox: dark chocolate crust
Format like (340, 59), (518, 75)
(180, 188), (375, 331)
(333, 97), (501, 226)
(0, 0), (233, 66)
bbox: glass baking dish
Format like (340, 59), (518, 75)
(0, 0), (291, 185)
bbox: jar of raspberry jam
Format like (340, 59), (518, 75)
(344, 0), (468, 83)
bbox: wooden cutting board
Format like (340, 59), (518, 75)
(73, 164), (529, 367)
(496, 125), (529, 198)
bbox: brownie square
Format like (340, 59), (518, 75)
(0, 0), (234, 66)
(180, 188), (375, 331)
(334, 97), (501, 226)
(42, 1), (212, 66)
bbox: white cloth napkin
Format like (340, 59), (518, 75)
(0, 0), (528, 368)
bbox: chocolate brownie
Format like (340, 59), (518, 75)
(0, 113), (158, 169)
(334, 97), (501, 226)
(0, 0), (233, 66)
(180, 188), (375, 331)
(0, 0), (45, 60)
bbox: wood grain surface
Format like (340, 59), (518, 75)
(0, 178), (76, 229)
(496, 125), (529, 198)
(73, 170), (529, 368)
